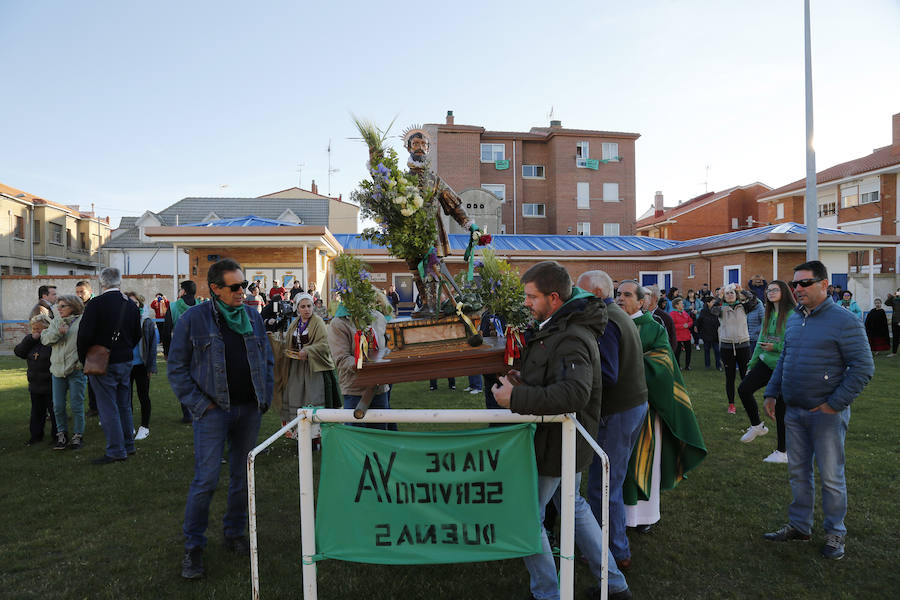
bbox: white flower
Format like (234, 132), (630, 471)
(413, 195), (423, 208)
(393, 197), (405, 205)
(400, 207), (413, 217)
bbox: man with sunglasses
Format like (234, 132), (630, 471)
(763, 260), (873, 561)
(169, 258), (274, 579)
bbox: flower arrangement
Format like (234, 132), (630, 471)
(332, 253), (378, 330)
(350, 116), (438, 267)
(475, 248), (532, 331)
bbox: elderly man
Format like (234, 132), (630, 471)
(169, 258), (274, 579)
(577, 271), (648, 572)
(616, 280), (707, 534)
(76, 267), (141, 465)
(646, 285), (676, 351)
(492, 261), (631, 600)
(763, 261), (873, 560)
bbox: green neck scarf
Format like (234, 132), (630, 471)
(215, 297), (252, 335)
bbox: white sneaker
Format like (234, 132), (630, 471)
(740, 422), (769, 443)
(463, 386), (473, 392)
(469, 388), (482, 395)
(763, 450), (788, 463)
(135, 426), (150, 441)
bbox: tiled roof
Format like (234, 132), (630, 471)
(104, 197), (332, 249)
(759, 144), (900, 200)
(635, 182), (772, 228)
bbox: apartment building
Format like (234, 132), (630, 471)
(635, 183), (772, 239)
(424, 111), (639, 236)
(1, 182), (111, 275)
(757, 112), (900, 275)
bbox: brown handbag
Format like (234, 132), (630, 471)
(82, 302), (128, 376)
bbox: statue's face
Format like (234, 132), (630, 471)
(408, 135), (428, 159)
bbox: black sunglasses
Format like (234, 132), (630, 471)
(789, 278), (823, 289)
(217, 280), (249, 292)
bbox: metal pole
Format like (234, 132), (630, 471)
(574, 419), (609, 600)
(772, 248), (779, 281)
(172, 244), (179, 299)
(869, 249), (875, 307)
(302, 245), (308, 291)
(804, 0), (818, 260)
(559, 415), (576, 600)
(298, 413), (318, 600)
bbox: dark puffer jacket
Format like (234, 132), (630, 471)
(510, 291), (607, 477)
(14, 334), (53, 394)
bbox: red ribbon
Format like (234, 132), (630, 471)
(504, 326), (523, 366)
(353, 330), (364, 369)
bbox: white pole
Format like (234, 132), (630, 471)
(573, 419), (609, 599)
(302, 245), (308, 291)
(298, 413), (319, 600)
(172, 244), (179, 299)
(772, 248), (779, 281)
(559, 415), (576, 600)
(869, 249), (875, 307)
(804, 0), (818, 260)
(512, 140), (518, 235)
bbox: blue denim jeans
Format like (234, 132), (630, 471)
(52, 369), (87, 435)
(343, 393), (397, 431)
(467, 374), (482, 391)
(183, 402), (261, 550)
(90, 361), (135, 459)
(703, 342), (722, 369)
(785, 405), (850, 537)
(523, 473), (628, 599)
(587, 402), (648, 561)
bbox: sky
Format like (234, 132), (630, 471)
(2, 0), (899, 228)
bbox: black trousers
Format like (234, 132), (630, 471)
(157, 320), (172, 357)
(720, 344), (751, 404)
(737, 363), (786, 451)
(893, 322), (900, 354)
(674, 341), (692, 369)
(29, 391), (57, 441)
(130, 364), (151, 428)
(703, 342), (722, 369)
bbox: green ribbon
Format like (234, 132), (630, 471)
(417, 246), (435, 280)
(463, 224), (481, 281)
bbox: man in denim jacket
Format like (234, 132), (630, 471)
(169, 258), (274, 579)
(763, 260), (873, 560)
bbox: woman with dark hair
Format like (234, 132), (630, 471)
(126, 292), (158, 441)
(736, 280), (795, 463)
(696, 297), (722, 370)
(838, 290), (863, 320)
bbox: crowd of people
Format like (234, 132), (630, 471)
(12, 260), (885, 597)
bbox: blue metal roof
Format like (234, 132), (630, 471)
(333, 233), (684, 252)
(675, 222), (860, 248)
(183, 215), (299, 227)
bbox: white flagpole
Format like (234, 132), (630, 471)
(804, 0), (818, 260)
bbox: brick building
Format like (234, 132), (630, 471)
(424, 111), (639, 237)
(635, 183), (771, 239)
(757, 111), (900, 276)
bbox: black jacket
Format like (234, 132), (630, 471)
(14, 334), (53, 394)
(77, 289), (142, 365)
(696, 307), (720, 344)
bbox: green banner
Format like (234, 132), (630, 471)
(494, 159), (510, 170)
(585, 159), (600, 170)
(314, 423), (541, 565)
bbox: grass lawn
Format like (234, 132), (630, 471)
(0, 352), (896, 599)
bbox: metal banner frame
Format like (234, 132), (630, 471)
(248, 409), (610, 600)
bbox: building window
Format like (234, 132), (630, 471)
(481, 184), (506, 202)
(840, 185), (859, 208)
(80, 232), (88, 251)
(50, 223), (63, 245)
(13, 216), (25, 240)
(601, 142), (619, 161)
(689, 263), (696, 278)
(576, 141), (590, 167)
(522, 203), (545, 217)
(498, 223), (507, 234)
(776, 203), (785, 220)
(480, 143), (505, 162)
(521, 164), (545, 178)
(602, 223), (620, 236)
(602, 182), (619, 202)
(577, 182), (590, 209)
(33, 219), (41, 243)
(577, 222), (591, 235)
(817, 201), (836, 217)
(860, 190), (879, 204)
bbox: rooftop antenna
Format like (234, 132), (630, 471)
(296, 162), (305, 188)
(327, 140), (339, 196)
(700, 165), (710, 193)
(547, 105), (555, 121)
